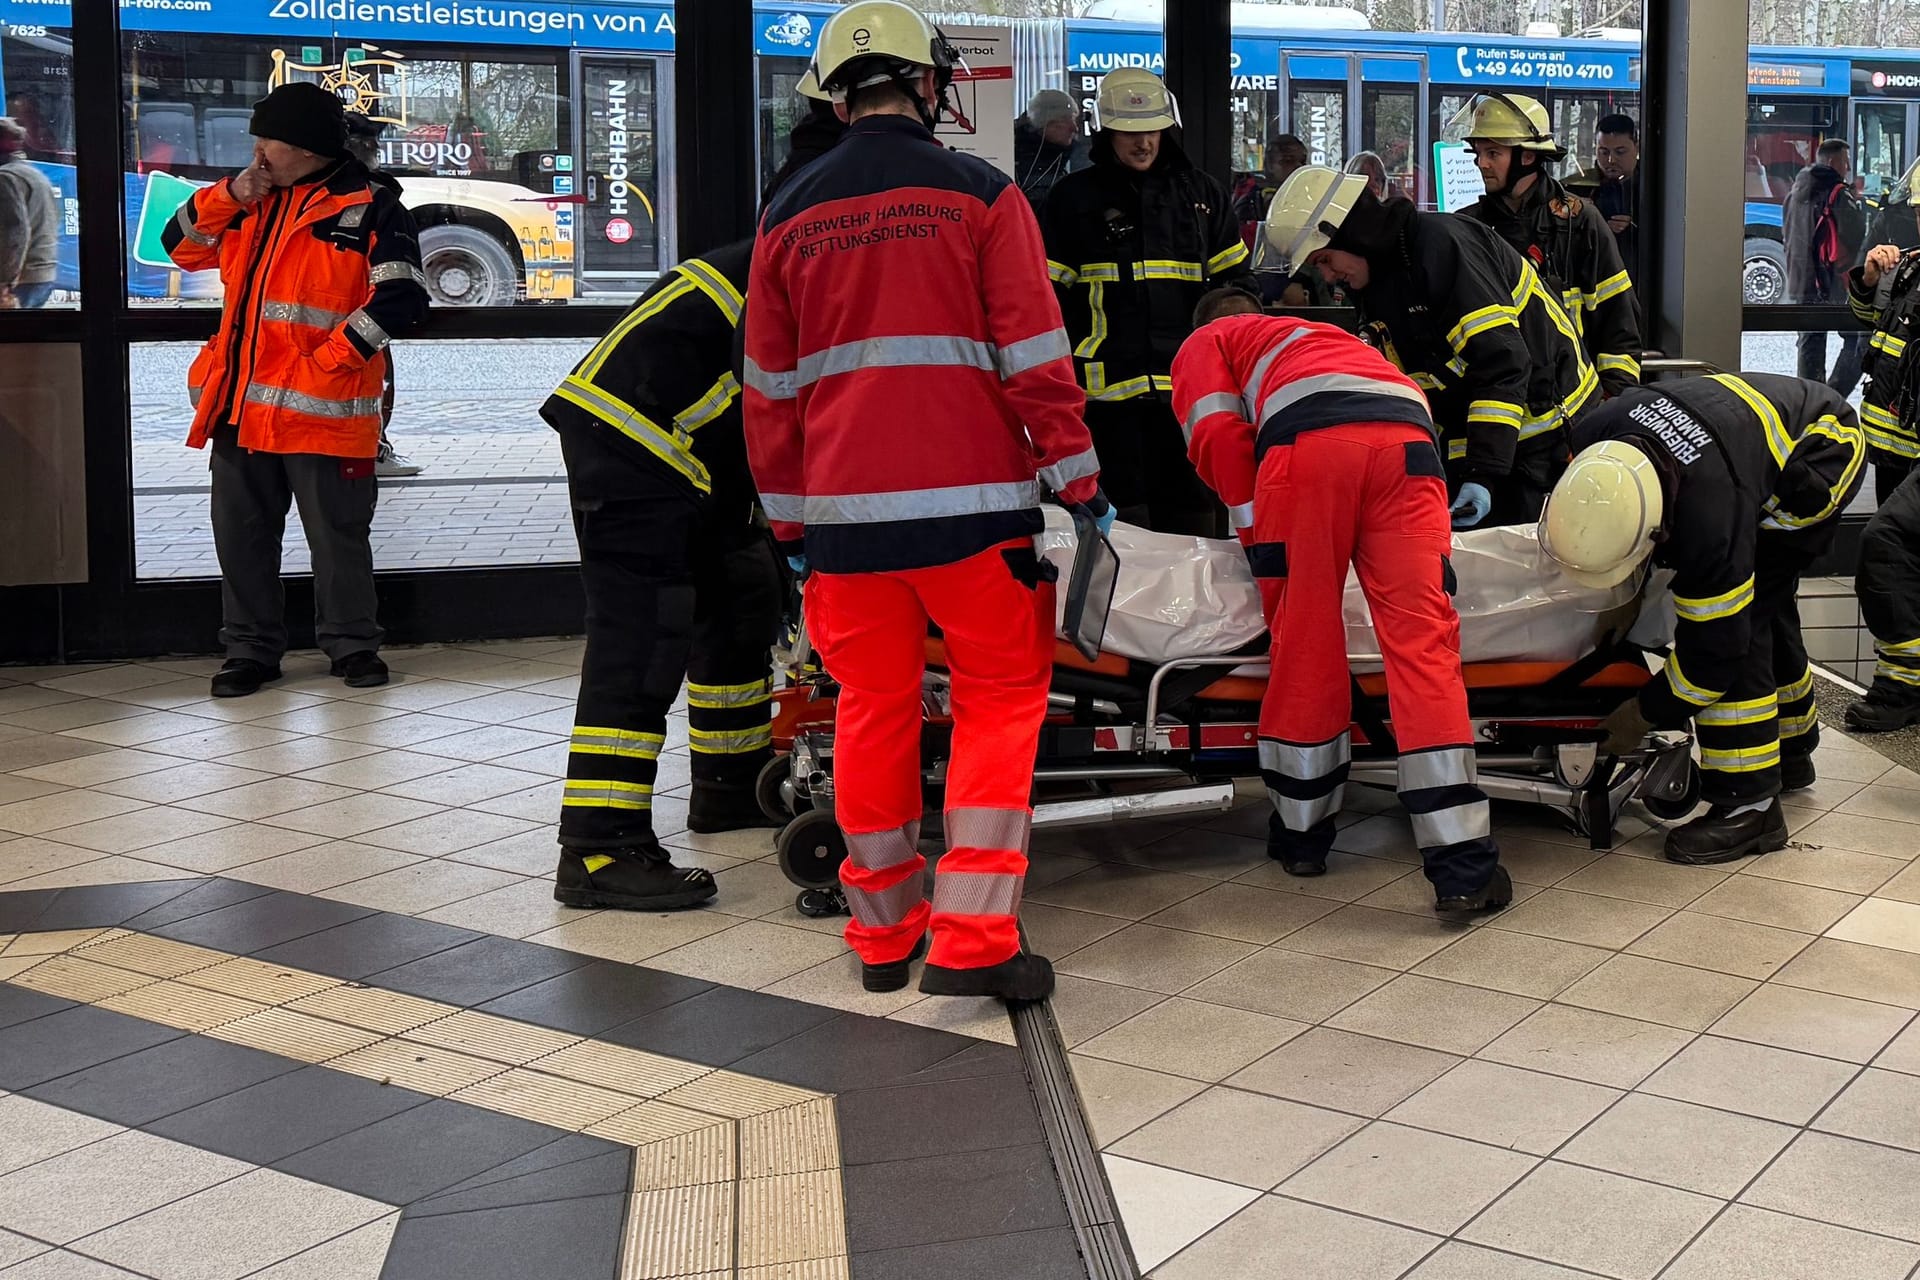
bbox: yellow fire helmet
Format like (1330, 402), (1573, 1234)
(795, 68), (829, 102)
(1458, 92), (1566, 158)
(1263, 164), (1370, 274)
(809, 0), (959, 98)
(1095, 68), (1180, 133)
(1539, 438), (1667, 590)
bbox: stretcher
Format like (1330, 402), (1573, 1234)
(759, 519), (1700, 915)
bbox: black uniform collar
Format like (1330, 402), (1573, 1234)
(847, 114), (937, 145)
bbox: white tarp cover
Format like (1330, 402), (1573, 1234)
(1037, 509), (1654, 671)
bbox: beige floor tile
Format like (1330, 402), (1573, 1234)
(1110, 1087), (1364, 1190)
(0, 1095), (124, 1179)
(1878, 1018), (1920, 1075)
(1111, 828), (1271, 881)
(0, 1130), (250, 1245)
(467, 782), (568, 822)
(1056, 923), (1257, 995)
(243, 701), (412, 738)
(1412, 928), (1612, 999)
(328, 1038), (505, 1095)
(416, 876), (582, 941)
(1384, 1059), (1620, 1156)
(284, 984), (458, 1036)
(1797, 811), (1920, 858)
(1142, 881), (1343, 945)
(1281, 1121), (1537, 1234)
(340, 678), (500, 712)
(1554, 855), (1729, 908)
(4, 857), (199, 890)
(215, 738), (389, 777)
(2, 700), (155, 734)
(889, 995), (1017, 1046)
(143, 723), (304, 760)
(93, 761), (277, 804)
(74, 933), (228, 979)
(135, 824), (333, 875)
(1326, 974), (1541, 1055)
(0, 837), (110, 887)
(622, 1182), (733, 1279)
(291, 749), (457, 787)
(1478, 1004), (1693, 1088)
(1640, 1035), (1857, 1124)
(442, 827), (563, 877)
(1559, 1092), (1795, 1197)
(181, 957), (341, 1005)
(1773, 937), (1920, 1007)
(759, 953), (917, 1018)
(1225, 845), (1406, 900)
(376, 761), (553, 807)
(1184, 949), (1396, 1022)
(1828, 897), (1920, 956)
(1152, 1195), (1438, 1280)
(1880, 860), (1920, 905)
(1778, 775), (1870, 814)
(227, 841), (425, 895)
(1743, 1131), (1920, 1243)
(1025, 863), (1215, 919)
(1556, 954), (1759, 1032)
(350, 809), (538, 858)
(1330, 813), (1423, 864)
(1880, 764), (1920, 791)
(1486, 889), (1672, 949)
(320, 860), (525, 915)
(1625, 911), (1815, 980)
(59, 709), (231, 747)
(176, 778), (361, 821)
(1355, 870), (1545, 919)
(1742, 845), (1906, 895)
(1460, 1160), (1722, 1279)
(1402, 1242), (1604, 1279)
(1102, 1155), (1261, 1274)
(452, 1068), (637, 1131)
(323, 713), (477, 749)
(407, 725), (564, 764)
(95, 980), (265, 1033)
(14, 749), (180, 788)
(43, 806), (236, 855)
(1811, 743), (1893, 785)
(10, 954), (155, 1003)
(1690, 876), (1866, 934)
(1078, 997), (1307, 1082)
(0, 736), (113, 774)
(1811, 1067), (1920, 1151)
(1227, 1027), (1460, 1116)
(1048, 975), (1165, 1047)
(1712, 982), (1911, 1062)
(1070, 1054), (1205, 1147)
(1838, 784), (1920, 825)
(223, 1213), (400, 1280)
(527, 909), (735, 965)
(1019, 903), (1129, 960)
(260, 793), (447, 838)
(645, 921), (847, 989)
(0, 791), (150, 837)
(486, 744), (573, 779)
(1661, 1204), (1920, 1280)
(1271, 904), (1463, 971)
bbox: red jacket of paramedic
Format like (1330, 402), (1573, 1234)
(744, 113), (1101, 574)
(1172, 313), (1438, 537)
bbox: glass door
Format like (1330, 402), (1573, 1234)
(1359, 56), (1426, 205)
(575, 54), (669, 291)
(1290, 81), (1347, 167)
(1855, 100), (1909, 201)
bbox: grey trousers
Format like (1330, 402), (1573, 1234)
(210, 437), (382, 665)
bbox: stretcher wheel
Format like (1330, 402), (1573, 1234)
(756, 754), (797, 823)
(1641, 759), (1703, 822)
(796, 887), (848, 918)
(777, 809), (847, 892)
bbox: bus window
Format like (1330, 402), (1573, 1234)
(1855, 101), (1907, 200)
(1746, 98), (1837, 203)
(2, 25), (79, 304)
(1361, 83), (1419, 204)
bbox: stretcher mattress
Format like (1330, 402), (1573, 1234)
(1036, 508), (1671, 671)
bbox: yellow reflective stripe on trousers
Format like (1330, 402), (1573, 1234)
(1879, 658), (1920, 685)
(562, 779), (653, 809)
(1779, 710), (1819, 738)
(554, 376), (711, 492)
(1709, 374), (1795, 468)
(569, 726), (666, 759)
(687, 724), (773, 755)
(578, 277), (698, 382)
(686, 678), (773, 709)
(1700, 742), (1782, 772)
(1664, 652), (1722, 707)
(1696, 694), (1776, 726)
(1673, 576), (1755, 624)
(1779, 668), (1816, 700)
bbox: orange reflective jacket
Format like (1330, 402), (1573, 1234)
(166, 161), (428, 457)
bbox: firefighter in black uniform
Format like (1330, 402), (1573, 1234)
(1042, 68), (1252, 536)
(1541, 374), (1865, 864)
(1266, 165), (1597, 528)
(544, 240), (783, 912)
(1845, 235), (1920, 731)
(1458, 94), (1641, 398)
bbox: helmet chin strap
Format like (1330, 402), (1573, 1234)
(1494, 151), (1535, 198)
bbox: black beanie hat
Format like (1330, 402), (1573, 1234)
(249, 82), (347, 158)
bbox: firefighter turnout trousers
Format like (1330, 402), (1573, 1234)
(807, 541), (1056, 971)
(1251, 424), (1499, 897)
(556, 419), (782, 852)
(1857, 461), (1920, 692)
(1693, 530), (1827, 806)
(1084, 398), (1224, 537)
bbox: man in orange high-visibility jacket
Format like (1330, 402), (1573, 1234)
(1173, 287), (1512, 917)
(746, 1), (1108, 1003)
(165, 82), (428, 699)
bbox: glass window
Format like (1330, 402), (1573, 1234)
(3, 22), (79, 307)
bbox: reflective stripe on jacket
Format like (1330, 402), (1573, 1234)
(1850, 253), (1920, 464)
(164, 160), (428, 457)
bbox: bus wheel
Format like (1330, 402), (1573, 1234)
(1743, 238), (1789, 307)
(420, 226), (520, 307)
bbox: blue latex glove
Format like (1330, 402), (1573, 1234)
(1094, 506), (1116, 538)
(786, 554), (809, 577)
(1449, 482), (1492, 530)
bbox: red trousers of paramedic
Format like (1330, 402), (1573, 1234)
(806, 541), (1055, 969)
(1253, 424), (1499, 898)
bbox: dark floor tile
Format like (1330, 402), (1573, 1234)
(413, 1134), (629, 1206)
(146, 1065), (436, 1165)
(379, 1193), (625, 1280)
(148, 890), (377, 954)
(843, 1145), (1070, 1254)
(599, 985), (841, 1068)
(275, 1097), (573, 1206)
(22, 1033), (302, 1127)
(0, 984), (74, 1032)
(407, 1149), (632, 1217)
(850, 1227), (1088, 1280)
(909, 1041), (1026, 1084)
(254, 913), (486, 981)
(474, 961), (712, 1037)
(120, 877), (282, 930)
(0, 888), (61, 932)
(364, 935), (595, 1009)
(734, 1014), (981, 1094)
(0, 1005), (185, 1090)
(836, 1074), (1044, 1166)
(33, 879), (209, 930)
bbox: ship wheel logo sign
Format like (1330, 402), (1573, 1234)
(267, 49), (402, 127)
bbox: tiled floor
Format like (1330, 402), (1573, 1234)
(6, 640), (1920, 1278)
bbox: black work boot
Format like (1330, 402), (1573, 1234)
(1845, 679), (1920, 734)
(1781, 755), (1816, 793)
(1268, 811), (1332, 878)
(920, 952), (1055, 1004)
(330, 651), (390, 689)
(687, 779), (782, 834)
(1434, 865), (1513, 919)
(211, 659), (281, 698)
(863, 936), (929, 994)
(553, 846), (717, 911)
(1665, 800), (1789, 865)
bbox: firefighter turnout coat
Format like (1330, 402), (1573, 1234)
(1463, 174), (1641, 396)
(1849, 249), (1920, 467)
(744, 113), (1101, 574)
(165, 159), (428, 458)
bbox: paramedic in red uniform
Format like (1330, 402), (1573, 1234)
(1173, 287), (1512, 917)
(745, 0), (1109, 1003)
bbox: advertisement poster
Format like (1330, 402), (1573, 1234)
(938, 25), (1015, 178)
